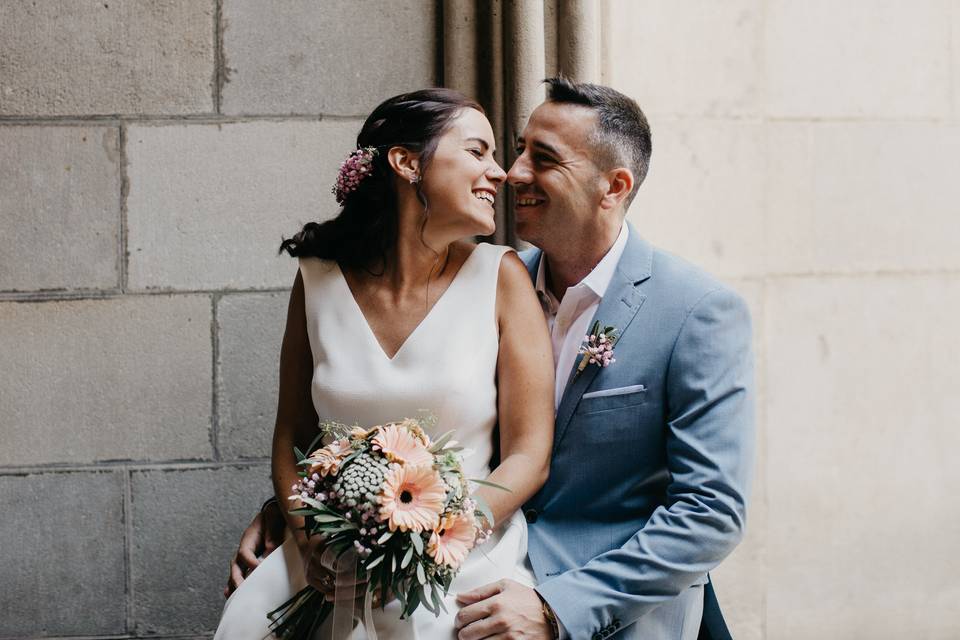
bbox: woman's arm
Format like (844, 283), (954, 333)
(270, 269), (320, 552)
(477, 251), (555, 529)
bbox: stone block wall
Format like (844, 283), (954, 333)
(5, 1), (956, 638)
(0, 1), (437, 637)
(608, 1), (960, 638)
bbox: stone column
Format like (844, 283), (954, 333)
(558, 0), (601, 82)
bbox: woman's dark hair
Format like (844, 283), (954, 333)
(279, 88), (483, 270)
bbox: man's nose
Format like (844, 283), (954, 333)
(506, 155), (532, 185)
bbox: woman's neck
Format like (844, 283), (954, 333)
(362, 194), (455, 294)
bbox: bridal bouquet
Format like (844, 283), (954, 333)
(267, 416), (497, 638)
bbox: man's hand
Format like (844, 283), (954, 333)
(455, 579), (553, 640)
(223, 501), (286, 597)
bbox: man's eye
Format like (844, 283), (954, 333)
(515, 146), (525, 156)
(534, 154), (553, 164)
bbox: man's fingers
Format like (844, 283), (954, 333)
(454, 599), (495, 629)
(226, 559), (245, 597)
(237, 545), (261, 572)
(457, 614), (507, 640)
(263, 537), (278, 555)
(456, 579), (503, 605)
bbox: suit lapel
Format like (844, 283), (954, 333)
(552, 224), (653, 448)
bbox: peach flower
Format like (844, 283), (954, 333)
(379, 465), (446, 532)
(306, 438), (351, 477)
(372, 423), (434, 468)
(427, 512), (477, 569)
(398, 418), (431, 446)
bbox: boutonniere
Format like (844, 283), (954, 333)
(575, 320), (618, 378)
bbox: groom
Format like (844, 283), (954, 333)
(228, 78), (754, 639)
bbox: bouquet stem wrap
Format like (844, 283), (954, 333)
(322, 546), (378, 640)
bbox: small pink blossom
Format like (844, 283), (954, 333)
(332, 147), (378, 205)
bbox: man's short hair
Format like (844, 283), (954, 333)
(544, 77), (652, 208)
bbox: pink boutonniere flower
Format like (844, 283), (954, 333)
(575, 320), (618, 378)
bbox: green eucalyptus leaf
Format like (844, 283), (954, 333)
(401, 545), (414, 569)
(410, 533), (424, 555)
(472, 494), (495, 528)
(427, 430), (456, 453)
(469, 478), (512, 492)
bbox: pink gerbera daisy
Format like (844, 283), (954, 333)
(372, 423), (434, 468)
(428, 512), (477, 569)
(379, 465), (446, 533)
(306, 438), (351, 477)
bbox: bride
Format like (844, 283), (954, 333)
(215, 88), (555, 638)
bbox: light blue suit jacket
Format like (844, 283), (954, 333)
(519, 223), (755, 640)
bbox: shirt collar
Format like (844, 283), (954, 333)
(535, 222), (629, 313)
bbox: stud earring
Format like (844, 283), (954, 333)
(409, 174), (420, 185)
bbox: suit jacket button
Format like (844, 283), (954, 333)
(524, 508), (539, 524)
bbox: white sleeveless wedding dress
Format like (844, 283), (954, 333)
(215, 243), (535, 639)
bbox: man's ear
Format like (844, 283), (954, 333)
(599, 167), (635, 211)
(387, 146), (421, 183)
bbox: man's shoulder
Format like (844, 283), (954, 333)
(640, 239), (745, 311)
(517, 247), (540, 267)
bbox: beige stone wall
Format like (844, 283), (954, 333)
(606, 1), (960, 638)
(0, 1), (436, 636)
(4, 1), (957, 638)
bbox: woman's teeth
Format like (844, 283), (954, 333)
(474, 192), (494, 204)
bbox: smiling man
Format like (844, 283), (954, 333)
(452, 78), (755, 640)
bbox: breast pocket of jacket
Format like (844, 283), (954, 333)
(573, 384), (649, 442)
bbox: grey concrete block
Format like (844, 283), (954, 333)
(0, 471), (125, 636)
(217, 292), (289, 459)
(222, 0), (437, 115)
(0, 295), (212, 465)
(130, 464), (272, 635)
(126, 120), (358, 291)
(0, 126), (120, 292)
(0, 1), (215, 116)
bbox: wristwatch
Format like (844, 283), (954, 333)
(537, 592), (561, 639)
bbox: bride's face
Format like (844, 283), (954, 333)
(418, 108), (506, 240)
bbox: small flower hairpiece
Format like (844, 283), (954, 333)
(574, 320), (618, 378)
(332, 146), (378, 205)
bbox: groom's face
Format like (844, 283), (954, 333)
(508, 101), (605, 252)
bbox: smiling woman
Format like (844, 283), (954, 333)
(214, 88), (556, 639)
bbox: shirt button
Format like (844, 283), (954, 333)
(524, 508), (539, 524)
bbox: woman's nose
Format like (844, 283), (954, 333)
(488, 160), (507, 183)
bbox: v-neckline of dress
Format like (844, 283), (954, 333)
(335, 245), (483, 362)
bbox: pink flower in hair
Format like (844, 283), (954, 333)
(332, 146), (378, 205)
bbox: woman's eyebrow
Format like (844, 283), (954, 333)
(465, 137), (495, 154)
(465, 137), (491, 151)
